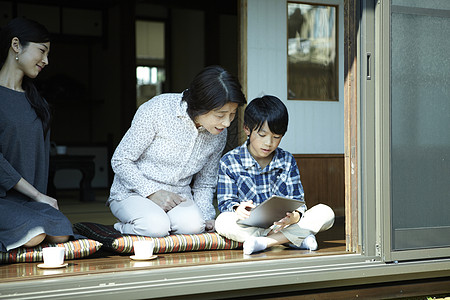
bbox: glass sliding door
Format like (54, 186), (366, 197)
(381, 0), (450, 260)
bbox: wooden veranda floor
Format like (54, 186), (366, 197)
(0, 189), (347, 283)
(2, 190), (449, 299)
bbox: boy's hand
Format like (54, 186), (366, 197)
(235, 201), (255, 220)
(147, 190), (186, 212)
(272, 210), (301, 233)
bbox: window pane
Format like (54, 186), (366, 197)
(287, 2), (338, 101)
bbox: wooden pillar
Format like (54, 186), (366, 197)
(344, 0), (359, 253)
(238, 0), (248, 145)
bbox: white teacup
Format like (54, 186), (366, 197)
(42, 247), (65, 266)
(133, 240), (154, 259)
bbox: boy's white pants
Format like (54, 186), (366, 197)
(215, 204), (335, 247)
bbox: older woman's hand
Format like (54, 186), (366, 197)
(205, 220), (215, 232)
(147, 190), (186, 212)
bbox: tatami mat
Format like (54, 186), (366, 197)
(57, 189), (117, 225)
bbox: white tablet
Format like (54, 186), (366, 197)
(236, 196), (305, 228)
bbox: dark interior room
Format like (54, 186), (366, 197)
(1, 0), (240, 193)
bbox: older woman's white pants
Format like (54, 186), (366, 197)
(109, 195), (205, 237)
(215, 204), (335, 247)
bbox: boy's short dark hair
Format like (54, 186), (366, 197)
(244, 95), (288, 135)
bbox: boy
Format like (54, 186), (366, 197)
(215, 95), (335, 255)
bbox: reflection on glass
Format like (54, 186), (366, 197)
(287, 2), (338, 101)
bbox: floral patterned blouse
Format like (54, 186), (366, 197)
(108, 93), (227, 221)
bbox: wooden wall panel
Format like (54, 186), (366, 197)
(294, 154), (345, 217)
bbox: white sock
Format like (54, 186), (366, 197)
(300, 234), (318, 251)
(243, 237), (268, 255)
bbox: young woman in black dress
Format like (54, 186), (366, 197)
(0, 18), (73, 252)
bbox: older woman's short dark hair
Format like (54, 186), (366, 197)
(183, 65), (247, 119)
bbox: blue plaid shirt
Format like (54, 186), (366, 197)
(217, 141), (306, 213)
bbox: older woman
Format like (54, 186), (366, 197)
(108, 65), (247, 237)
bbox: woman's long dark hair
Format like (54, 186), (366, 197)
(183, 65), (247, 120)
(0, 18), (51, 136)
